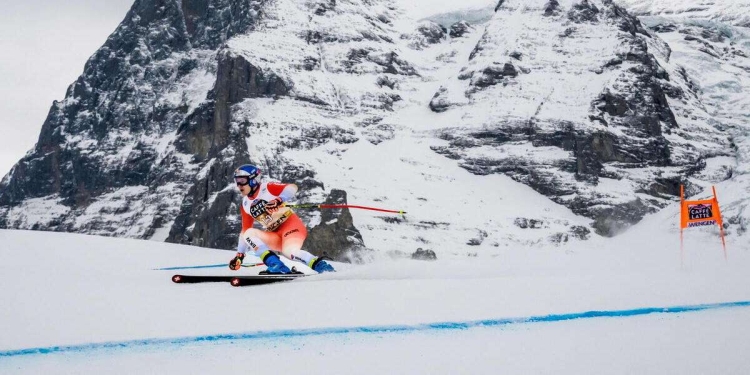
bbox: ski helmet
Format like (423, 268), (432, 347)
(233, 164), (261, 192)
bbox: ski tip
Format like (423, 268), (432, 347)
(230, 278), (242, 287)
(172, 275), (183, 283)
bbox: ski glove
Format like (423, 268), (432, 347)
(229, 253), (245, 270)
(265, 198), (284, 213)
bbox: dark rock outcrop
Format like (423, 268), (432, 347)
(403, 21), (446, 50)
(345, 49), (419, 76)
(568, 0), (600, 24)
(544, 0), (561, 17)
(449, 21), (472, 38)
(175, 51), (289, 160)
(411, 248), (437, 260)
(417, 21), (447, 44)
(495, 0), (506, 12)
(429, 87), (451, 113)
(470, 63), (519, 88)
(304, 189), (365, 262)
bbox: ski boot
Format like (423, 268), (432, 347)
(309, 257), (335, 273)
(259, 251), (292, 275)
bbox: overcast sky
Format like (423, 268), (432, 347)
(0, 0), (495, 178)
(0, 0), (135, 177)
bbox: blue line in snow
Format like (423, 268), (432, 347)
(2, 300), (749, 358)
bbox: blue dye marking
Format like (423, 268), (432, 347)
(2, 301), (749, 358)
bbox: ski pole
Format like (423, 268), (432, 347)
(285, 203), (406, 215)
(155, 262), (265, 271)
(241, 262), (266, 268)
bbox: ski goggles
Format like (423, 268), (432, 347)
(234, 176), (259, 187)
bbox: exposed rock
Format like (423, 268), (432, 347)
(417, 21), (447, 44)
(514, 218), (547, 229)
(305, 189), (366, 262)
(176, 51), (289, 160)
(428, 86), (451, 113)
(403, 20), (446, 49)
(467, 229), (488, 245)
(601, 0), (650, 36)
(471, 63), (519, 88)
(495, 0), (506, 12)
(650, 23), (678, 33)
(376, 75), (398, 89)
(568, 0), (600, 24)
(726, 214), (747, 237)
(569, 225), (591, 240)
(593, 90), (630, 117)
(544, 0), (560, 17)
(468, 39), (484, 61)
(411, 248), (437, 260)
(449, 21), (472, 38)
(313, 0), (336, 16)
(548, 232), (569, 244)
(345, 49), (419, 76)
(362, 123), (396, 145)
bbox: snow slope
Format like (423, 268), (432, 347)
(615, 0), (750, 26)
(1, 217), (749, 373)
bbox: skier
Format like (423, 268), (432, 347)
(229, 164), (335, 274)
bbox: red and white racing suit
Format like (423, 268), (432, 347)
(237, 181), (316, 265)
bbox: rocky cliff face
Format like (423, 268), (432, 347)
(1, 0), (747, 258)
(428, 0), (732, 235)
(0, 0), (226, 237)
(0, 0), (370, 256)
(639, 15), (750, 237)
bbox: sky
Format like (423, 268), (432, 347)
(0, 0), (135, 177)
(0, 0), (495, 178)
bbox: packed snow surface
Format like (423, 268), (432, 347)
(1, 210), (749, 374)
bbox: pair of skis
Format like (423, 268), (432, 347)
(171, 273), (307, 287)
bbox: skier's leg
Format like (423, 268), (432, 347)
(242, 228), (290, 274)
(278, 216), (335, 273)
(275, 215), (310, 261)
(241, 228), (280, 254)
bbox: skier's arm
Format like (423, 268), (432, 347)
(266, 183), (298, 211)
(277, 184), (298, 202)
(230, 205), (254, 270)
(236, 234), (248, 255)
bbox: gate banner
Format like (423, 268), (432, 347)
(680, 185), (727, 259)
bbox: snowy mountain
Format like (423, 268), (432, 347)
(0, 0), (748, 257)
(427, 0), (733, 236)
